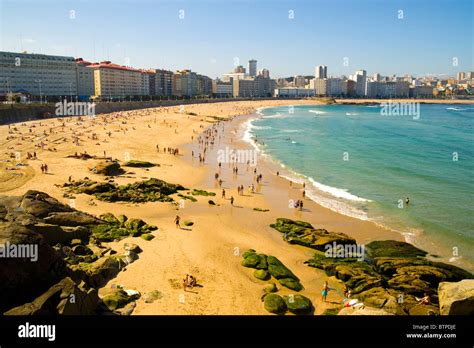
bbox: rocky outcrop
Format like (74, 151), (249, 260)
(438, 279), (474, 315)
(0, 221), (69, 313)
(241, 250), (303, 291)
(123, 160), (157, 168)
(90, 160), (124, 176)
(303, 237), (473, 315)
(4, 277), (99, 315)
(270, 218), (356, 251)
(0, 190), (157, 314)
(63, 178), (186, 203)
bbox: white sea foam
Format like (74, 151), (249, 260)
(345, 112), (358, 116)
(280, 129), (301, 133)
(309, 110), (327, 115)
(446, 107), (464, 111)
(307, 177), (371, 202)
(277, 172), (370, 220)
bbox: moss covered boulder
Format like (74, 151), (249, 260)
(267, 256), (299, 280)
(278, 278), (303, 291)
(366, 240), (428, 258)
(90, 161), (124, 176)
(270, 218), (356, 251)
(254, 269), (270, 280)
(123, 160), (157, 168)
(102, 289), (131, 311)
(64, 178), (186, 203)
(265, 283), (278, 293)
(263, 294), (287, 314)
(241, 253), (261, 268)
(141, 233), (154, 241)
(242, 249), (256, 258)
(283, 295), (313, 315)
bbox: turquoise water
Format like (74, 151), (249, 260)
(246, 104), (474, 270)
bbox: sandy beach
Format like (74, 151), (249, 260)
(0, 99), (455, 315)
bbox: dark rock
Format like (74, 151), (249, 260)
(123, 160), (157, 168)
(90, 161), (124, 176)
(43, 211), (101, 227)
(20, 190), (73, 218)
(0, 222), (69, 313)
(4, 277), (99, 315)
(366, 240), (428, 258)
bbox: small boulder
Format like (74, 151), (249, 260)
(263, 294), (287, 315)
(102, 289), (131, 311)
(254, 269), (270, 280)
(438, 279), (474, 315)
(283, 294), (313, 315)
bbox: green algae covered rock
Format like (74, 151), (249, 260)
(102, 289), (131, 311)
(264, 294), (287, 314)
(278, 278), (303, 291)
(254, 269), (270, 280)
(283, 294), (313, 315)
(267, 256), (299, 280)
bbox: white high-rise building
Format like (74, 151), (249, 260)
(353, 69), (367, 96)
(248, 59), (257, 77)
(315, 65), (327, 79)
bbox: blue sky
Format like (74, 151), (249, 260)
(1, 0), (472, 78)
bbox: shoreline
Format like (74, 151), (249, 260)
(236, 105), (473, 273)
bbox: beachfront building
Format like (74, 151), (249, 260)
(315, 65), (327, 79)
(155, 69), (174, 97)
(89, 61), (148, 99)
(352, 69), (367, 97)
(274, 87), (315, 97)
(248, 60), (257, 77)
(232, 75), (275, 98)
(0, 51), (77, 99)
(75, 58), (95, 99)
(173, 69), (198, 97)
(197, 74), (212, 96)
(212, 79), (233, 98)
(313, 77), (345, 96)
(366, 80), (410, 98)
(411, 85), (434, 98)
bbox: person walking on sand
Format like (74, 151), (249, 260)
(222, 189), (226, 199)
(322, 281), (329, 302)
(175, 215), (181, 229)
(230, 196), (234, 206)
(405, 197), (410, 206)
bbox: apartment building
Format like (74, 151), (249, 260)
(0, 51), (77, 97)
(89, 61), (149, 98)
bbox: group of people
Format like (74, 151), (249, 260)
(182, 274), (197, 291)
(40, 163), (49, 174)
(293, 199), (304, 210)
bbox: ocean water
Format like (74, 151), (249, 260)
(245, 104), (474, 270)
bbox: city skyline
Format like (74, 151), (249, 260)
(1, 0), (472, 79)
